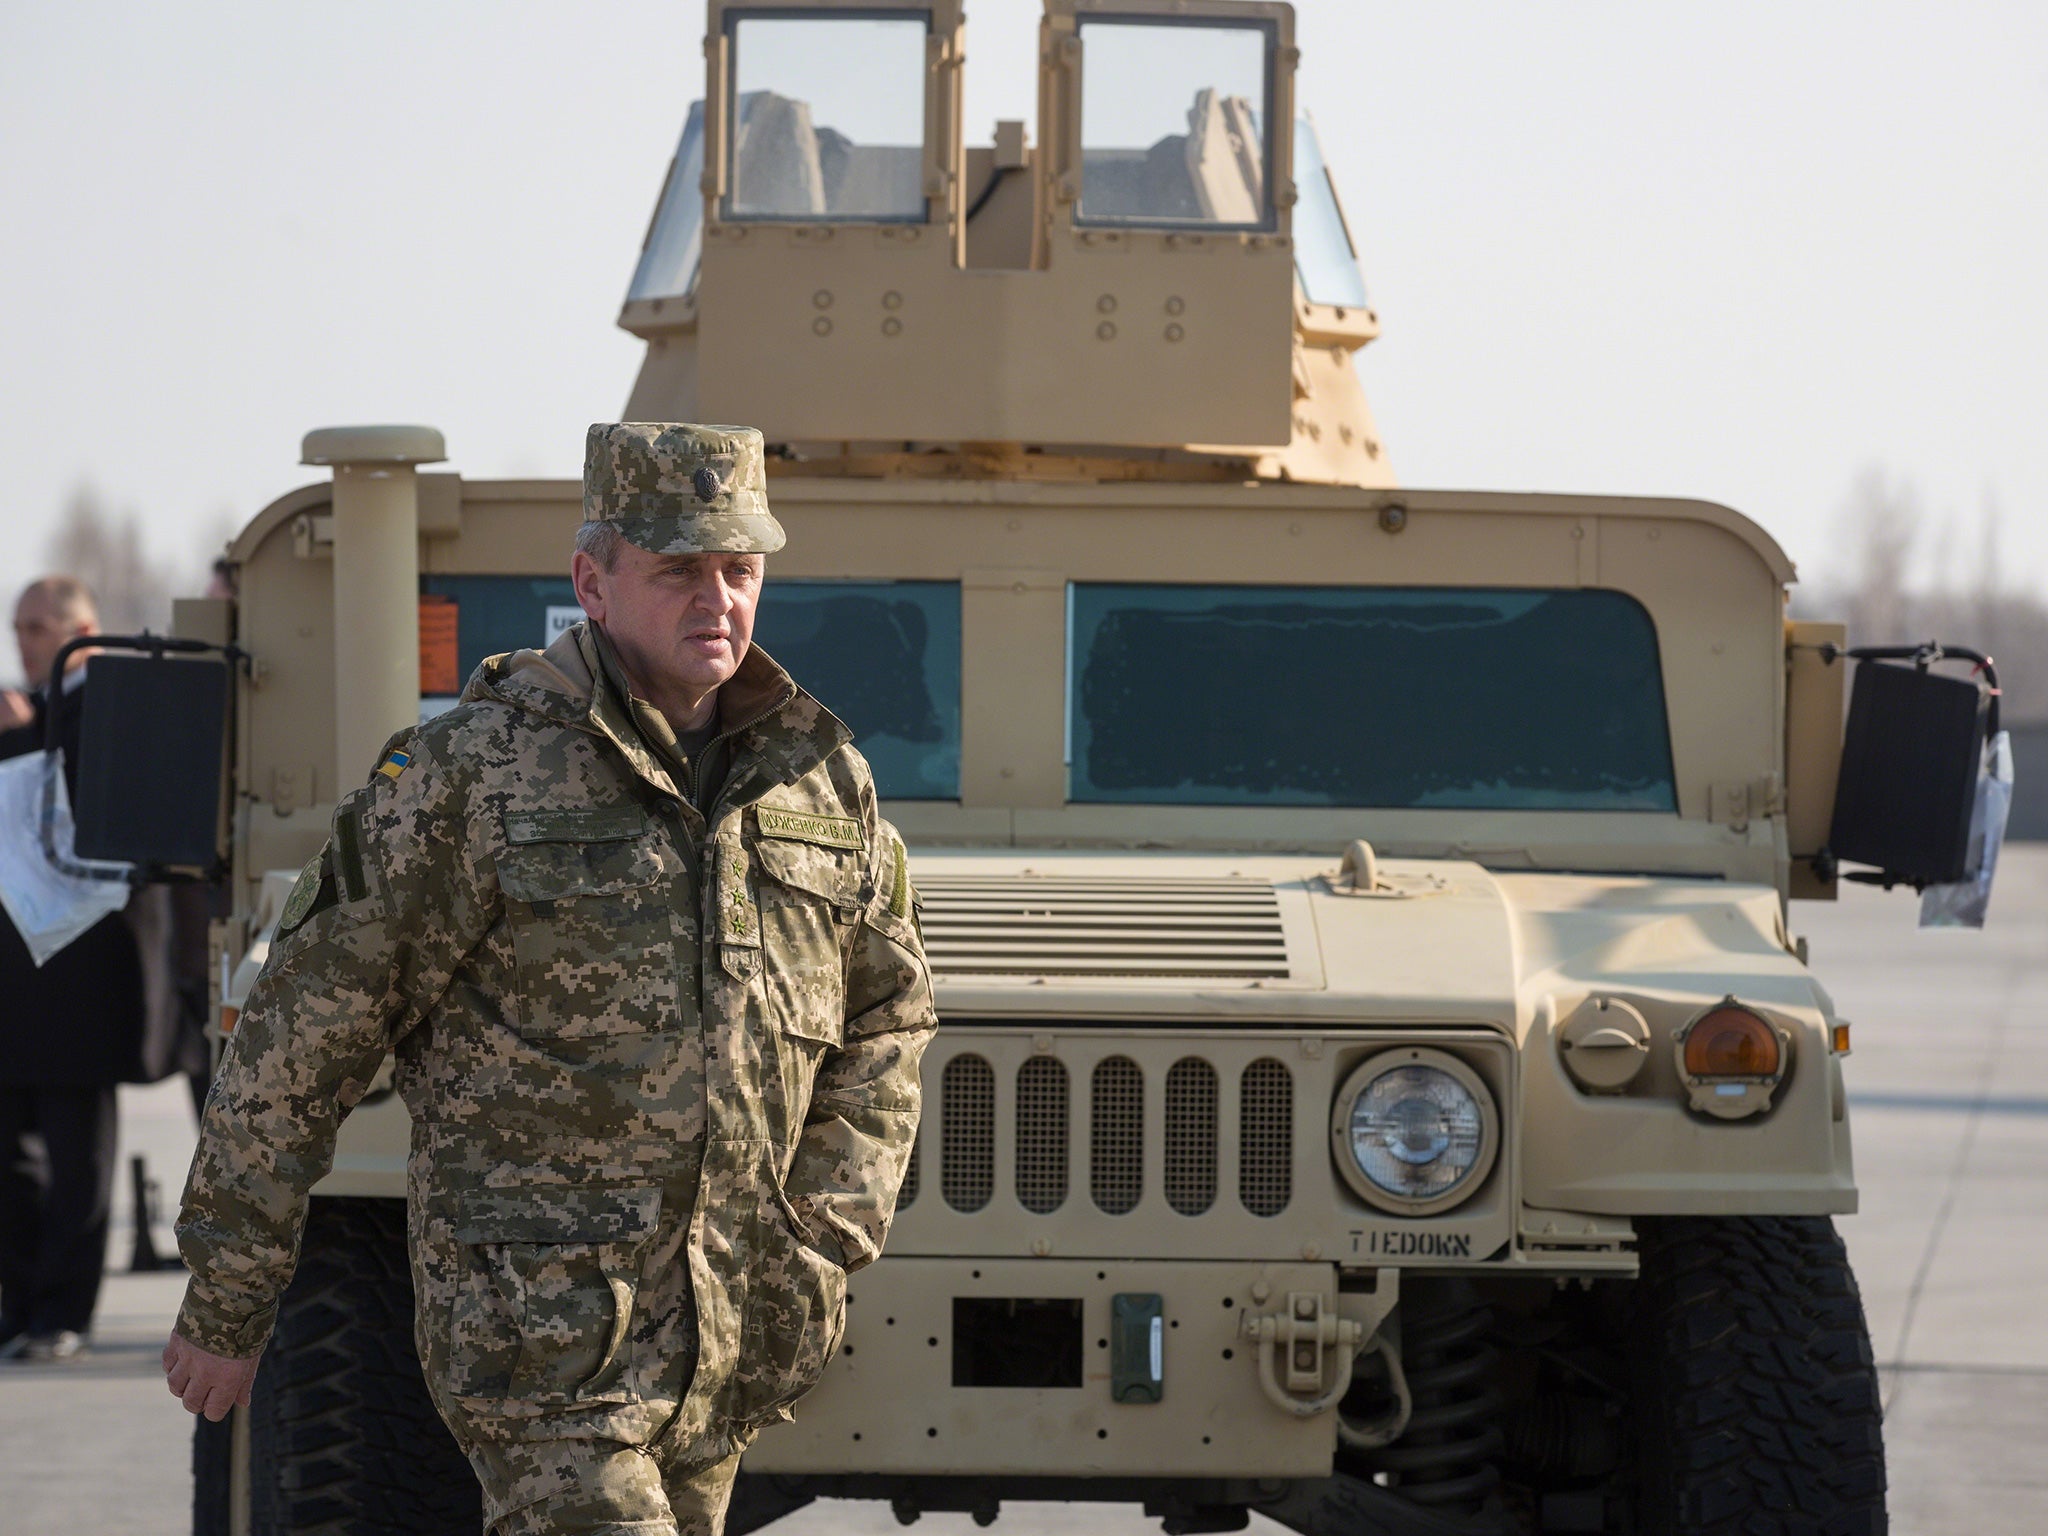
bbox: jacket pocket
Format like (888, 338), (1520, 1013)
(725, 1170), (849, 1429)
(498, 828), (677, 1039)
(446, 1185), (661, 1406)
(751, 835), (857, 1050)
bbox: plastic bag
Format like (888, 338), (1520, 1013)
(1919, 730), (2013, 930)
(0, 751), (134, 965)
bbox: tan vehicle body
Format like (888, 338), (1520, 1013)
(179, 1), (1889, 1527)
(199, 485), (1856, 1481)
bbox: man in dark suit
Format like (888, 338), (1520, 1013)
(0, 576), (191, 1362)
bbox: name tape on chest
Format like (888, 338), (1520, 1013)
(755, 807), (864, 851)
(504, 805), (651, 845)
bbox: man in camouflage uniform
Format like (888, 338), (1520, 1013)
(162, 423), (936, 1535)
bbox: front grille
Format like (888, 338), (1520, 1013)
(888, 1033), (1512, 1267)
(1240, 1058), (1295, 1216)
(1015, 1057), (1070, 1214)
(1163, 1057), (1219, 1216)
(914, 1044), (1306, 1225)
(899, 1129), (920, 1208)
(941, 1055), (996, 1213)
(916, 875), (1290, 978)
(1090, 1056), (1145, 1214)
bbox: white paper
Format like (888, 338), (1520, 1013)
(0, 752), (133, 966)
(544, 605), (586, 648)
(1920, 730), (2013, 930)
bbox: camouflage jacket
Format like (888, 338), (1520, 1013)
(175, 623), (935, 1455)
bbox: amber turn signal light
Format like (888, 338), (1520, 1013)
(1682, 1004), (1780, 1079)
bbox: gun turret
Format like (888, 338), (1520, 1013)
(618, 0), (1391, 486)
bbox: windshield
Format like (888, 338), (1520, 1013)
(763, 580), (961, 799)
(416, 576), (961, 801)
(725, 14), (929, 221)
(1067, 585), (1677, 811)
(1077, 18), (1274, 228)
(628, 102), (707, 303)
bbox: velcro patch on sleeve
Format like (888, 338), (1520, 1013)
(332, 807), (370, 904)
(756, 807), (865, 850)
(503, 805), (651, 845)
(889, 835), (911, 920)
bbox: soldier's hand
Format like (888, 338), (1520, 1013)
(0, 689), (32, 731)
(163, 1330), (260, 1421)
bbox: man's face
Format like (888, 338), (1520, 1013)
(571, 542), (763, 705)
(14, 593), (94, 689)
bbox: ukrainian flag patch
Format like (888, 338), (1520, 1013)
(377, 749), (412, 781)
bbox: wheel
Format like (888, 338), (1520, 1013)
(237, 1196), (481, 1535)
(1631, 1216), (1887, 1535)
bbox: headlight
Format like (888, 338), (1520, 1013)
(1331, 1048), (1500, 1216)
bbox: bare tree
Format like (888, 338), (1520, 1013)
(1798, 466), (2044, 724)
(1837, 467), (1917, 647)
(39, 484), (181, 636)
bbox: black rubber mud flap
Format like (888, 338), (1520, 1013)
(192, 1413), (233, 1536)
(726, 1472), (819, 1535)
(209, 1195), (482, 1536)
(1632, 1216), (1887, 1535)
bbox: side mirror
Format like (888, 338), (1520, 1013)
(53, 636), (237, 877)
(1826, 644), (1997, 888)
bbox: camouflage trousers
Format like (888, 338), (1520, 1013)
(468, 1437), (743, 1536)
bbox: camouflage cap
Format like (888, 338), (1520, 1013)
(583, 422), (786, 555)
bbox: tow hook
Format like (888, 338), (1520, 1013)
(1240, 1292), (1364, 1417)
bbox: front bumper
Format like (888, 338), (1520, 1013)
(746, 1258), (1391, 1478)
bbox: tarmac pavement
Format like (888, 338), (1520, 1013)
(5, 847), (2045, 1533)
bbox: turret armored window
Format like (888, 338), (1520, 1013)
(627, 102), (708, 303)
(723, 12), (931, 222)
(1291, 112), (1370, 308)
(1075, 17), (1277, 230)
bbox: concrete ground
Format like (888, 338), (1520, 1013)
(5, 848), (2044, 1533)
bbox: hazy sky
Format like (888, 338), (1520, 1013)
(2, 1), (2043, 639)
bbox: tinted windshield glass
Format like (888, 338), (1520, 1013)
(764, 580), (961, 800)
(1292, 113), (1368, 307)
(416, 576), (960, 801)
(727, 15), (928, 221)
(1069, 585), (1676, 810)
(1077, 19), (1272, 227)
(628, 102), (707, 303)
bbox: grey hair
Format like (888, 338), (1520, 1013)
(574, 520), (627, 571)
(17, 574), (99, 625)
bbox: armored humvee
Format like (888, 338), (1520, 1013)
(123, 2), (2000, 1532)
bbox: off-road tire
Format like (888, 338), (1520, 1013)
(1632, 1216), (1886, 1535)
(231, 1195), (481, 1535)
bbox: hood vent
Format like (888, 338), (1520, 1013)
(916, 874), (1290, 979)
